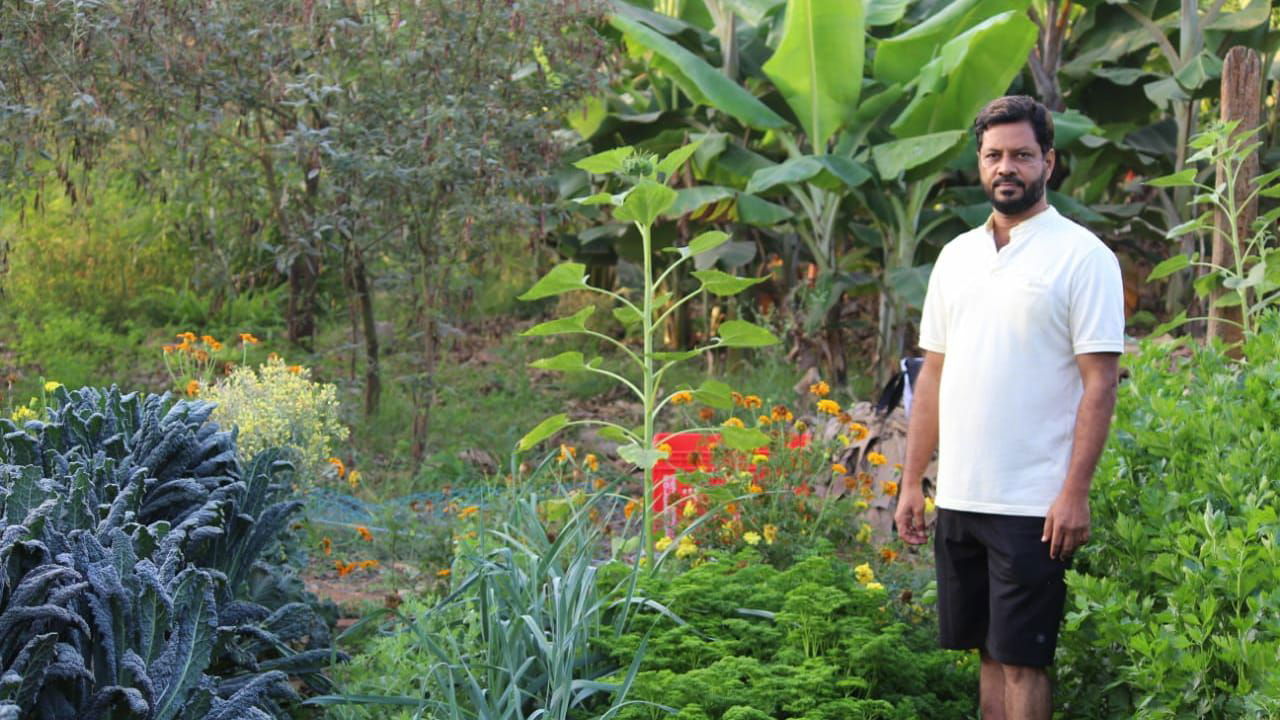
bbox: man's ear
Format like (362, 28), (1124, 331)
(1045, 148), (1056, 176)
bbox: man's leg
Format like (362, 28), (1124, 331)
(1002, 664), (1050, 720)
(979, 650), (1006, 720)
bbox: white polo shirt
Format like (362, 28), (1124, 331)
(918, 205), (1124, 517)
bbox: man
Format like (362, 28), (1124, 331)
(894, 95), (1124, 720)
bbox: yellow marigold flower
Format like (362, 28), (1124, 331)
(458, 505), (479, 519)
(848, 423), (869, 442)
(321, 537), (333, 556)
(865, 582), (885, 592)
(655, 535), (673, 552)
(584, 453), (599, 472)
(43, 381), (61, 393)
(867, 451), (887, 466)
(328, 457), (346, 478)
(837, 433), (849, 445)
(855, 562), (875, 584)
(925, 497), (936, 513)
(437, 567), (451, 577)
(856, 523), (873, 543)
(882, 480), (899, 497)
(557, 444), (577, 463)
(751, 453), (769, 464)
(748, 484), (763, 494)
(793, 420), (807, 433)
(757, 415), (772, 426)
(356, 525), (374, 542)
(671, 391), (694, 405)
(682, 500), (697, 518)
(744, 394), (763, 409)
(10, 406), (37, 423)
(770, 404), (792, 422)
(657, 443), (673, 456)
(832, 463), (848, 475)
(743, 531), (762, 546)
(860, 486), (874, 500)
(731, 391), (745, 407)
(675, 537), (698, 558)
(347, 469), (362, 489)
(239, 333), (260, 344)
(185, 380), (200, 397)
(722, 417), (745, 428)
(854, 500), (869, 510)
(880, 547), (898, 562)
(809, 380), (830, 398)
(817, 399), (841, 415)
(763, 524), (778, 545)
(624, 499), (638, 519)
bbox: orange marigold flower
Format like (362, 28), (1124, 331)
(748, 483), (763, 494)
(201, 335), (216, 345)
(671, 391), (694, 405)
(880, 547), (899, 562)
(239, 332), (260, 344)
(699, 407), (716, 421)
(658, 442), (673, 456)
(817, 399), (841, 415)
(757, 415), (772, 426)
(584, 453), (599, 472)
(882, 480), (899, 497)
(770, 405), (793, 423)
(210, 341), (223, 352)
(722, 417), (745, 428)
(858, 471), (874, 488)
(180, 332), (197, 342)
(185, 380), (200, 397)
(832, 463), (848, 475)
(328, 457), (346, 478)
(356, 525), (374, 542)
(849, 423), (869, 442)
(743, 394), (763, 409)
(359, 559), (379, 570)
(844, 475), (860, 491)
(731, 391), (745, 407)
(162, 344), (176, 354)
(624, 499), (638, 519)
(860, 486), (874, 500)
(458, 505), (479, 519)
(321, 537), (332, 556)
(286, 365), (303, 375)
(335, 561), (357, 578)
(194, 350), (209, 363)
(809, 380), (830, 398)
(557, 444), (577, 463)
(437, 567), (452, 577)
(867, 451), (888, 466)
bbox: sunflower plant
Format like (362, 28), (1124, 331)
(516, 141), (780, 565)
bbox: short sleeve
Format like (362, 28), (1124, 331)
(1069, 246), (1125, 354)
(918, 252), (948, 353)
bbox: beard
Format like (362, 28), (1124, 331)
(984, 169), (1047, 215)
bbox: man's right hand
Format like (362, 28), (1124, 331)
(895, 484), (928, 544)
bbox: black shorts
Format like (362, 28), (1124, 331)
(935, 508), (1071, 668)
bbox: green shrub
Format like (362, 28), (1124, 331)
(1058, 316), (1280, 718)
(592, 552), (976, 720)
(0, 387), (338, 718)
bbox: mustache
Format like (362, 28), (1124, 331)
(992, 178), (1025, 188)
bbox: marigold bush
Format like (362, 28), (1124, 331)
(203, 356), (348, 483)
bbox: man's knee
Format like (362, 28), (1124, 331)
(1000, 663), (1047, 686)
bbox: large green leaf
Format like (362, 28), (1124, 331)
(691, 269), (769, 296)
(518, 414), (570, 451)
(663, 187), (736, 219)
(151, 570), (217, 720)
(518, 263), (589, 301)
(529, 351), (601, 372)
(693, 379), (734, 409)
(614, 180), (679, 226)
(1147, 254), (1192, 281)
(721, 0), (786, 25)
(871, 131), (966, 179)
(618, 443), (668, 471)
(716, 320), (780, 347)
(865, 0), (909, 26)
(873, 0), (1027, 85)
(610, 14), (788, 130)
(1206, 0), (1271, 30)
(520, 306), (595, 337)
(656, 141), (703, 178)
(762, 0), (864, 151)
(575, 147), (634, 174)
(746, 155), (871, 194)
(735, 193), (794, 225)
(720, 426), (771, 452)
(890, 11), (1038, 138)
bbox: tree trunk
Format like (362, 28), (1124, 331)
(410, 241), (438, 465)
(353, 242), (382, 416)
(287, 252), (318, 350)
(1208, 46), (1261, 350)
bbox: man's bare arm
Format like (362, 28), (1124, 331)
(1042, 352), (1120, 559)
(896, 351), (943, 544)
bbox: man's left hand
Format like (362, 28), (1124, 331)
(1042, 492), (1090, 560)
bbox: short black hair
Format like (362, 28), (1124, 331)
(973, 95), (1054, 155)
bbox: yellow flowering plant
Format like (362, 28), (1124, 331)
(201, 355), (348, 486)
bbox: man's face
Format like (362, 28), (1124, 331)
(978, 121), (1054, 216)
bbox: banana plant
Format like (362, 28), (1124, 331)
(517, 142), (779, 567)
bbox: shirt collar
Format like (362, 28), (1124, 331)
(983, 205), (1058, 242)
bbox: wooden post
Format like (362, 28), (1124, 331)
(1207, 46), (1261, 349)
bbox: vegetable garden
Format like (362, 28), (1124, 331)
(1, 0), (1278, 718)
